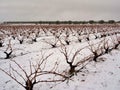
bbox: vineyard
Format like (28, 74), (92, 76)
(0, 24), (120, 90)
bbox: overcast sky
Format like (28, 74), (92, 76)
(0, 0), (120, 21)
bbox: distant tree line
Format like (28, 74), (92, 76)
(3, 20), (120, 24)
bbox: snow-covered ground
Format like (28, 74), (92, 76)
(0, 25), (120, 90)
(50, 50), (120, 90)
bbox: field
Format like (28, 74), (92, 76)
(0, 24), (120, 90)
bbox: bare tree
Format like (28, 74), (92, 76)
(17, 34), (24, 44)
(0, 38), (4, 47)
(0, 53), (67, 90)
(62, 30), (71, 45)
(86, 33), (90, 41)
(50, 29), (61, 39)
(102, 38), (112, 54)
(111, 35), (120, 49)
(76, 30), (83, 42)
(43, 36), (59, 48)
(4, 39), (13, 59)
(93, 32), (99, 39)
(60, 45), (92, 75)
(30, 32), (37, 43)
(88, 40), (104, 62)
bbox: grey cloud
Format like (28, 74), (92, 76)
(0, 0), (120, 21)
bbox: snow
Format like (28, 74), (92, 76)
(0, 25), (120, 90)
